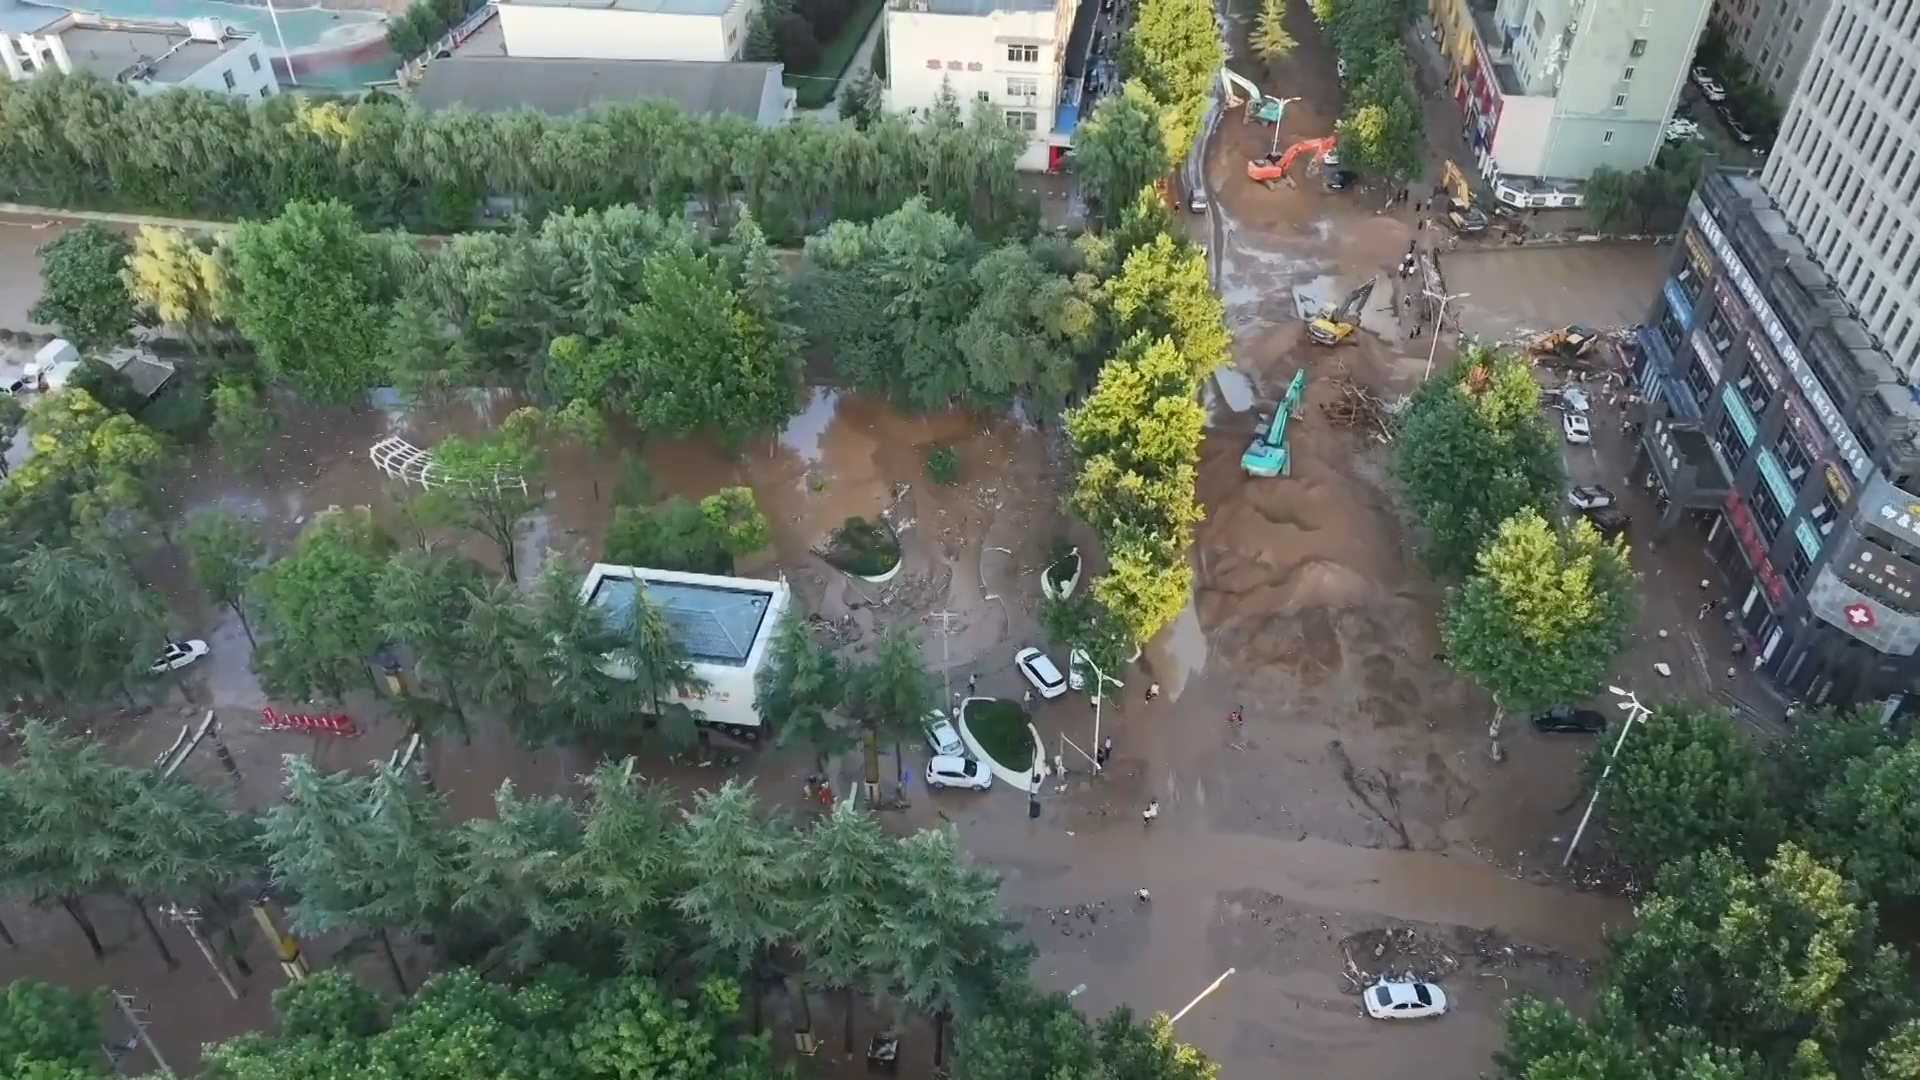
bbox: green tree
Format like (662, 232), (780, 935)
(758, 610), (853, 772)
(1, 388), (166, 545)
(0, 722), (140, 961)
(122, 225), (227, 358)
(30, 223), (135, 353)
(208, 378), (276, 474)
(1442, 510), (1637, 715)
(673, 781), (803, 1032)
(1763, 705), (1894, 834)
(796, 800), (895, 1054)
(1073, 87), (1172, 229)
(1250, 0), (1296, 61)
(1119, 0), (1223, 153)
(605, 497), (734, 574)
(1104, 233), (1228, 381)
(1096, 1006), (1219, 1080)
(0, 544), (169, 706)
(225, 200), (391, 404)
(880, 826), (1021, 1066)
(1090, 532), (1191, 647)
(1338, 95), (1423, 179)
(1593, 701), (1779, 875)
(250, 506), (393, 702)
(0, 394), (24, 478)
(1809, 736), (1920, 904)
(954, 241), (1096, 417)
(700, 486), (772, 561)
(552, 760), (688, 970)
(1039, 592), (1131, 690)
(179, 506), (268, 646)
(1583, 165), (1635, 233)
(516, 558), (651, 747)
(605, 569), (708, 752)
(848, 623), (938, 798)
(0, 980), (103, 1073)
(378, 548), (489, 741)
(415, 411), (543, 581)
(454, 782), (587, 973)
(953, 981), (1097, 1080)
(1390, 346), (1564, 577)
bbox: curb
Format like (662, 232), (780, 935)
(955, 695), (1043, 791)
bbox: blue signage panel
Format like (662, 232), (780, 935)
(1720, 384), (1757, 445)
(1664, 278), (1696, 332)
(1757, 449), (1798, 511)
(1796, 520), (1823, 560)
(1638, 324), (1700, 422)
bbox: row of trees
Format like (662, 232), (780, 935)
(1496, 702), (1920, 1079)
(383, 0), (486, 62)
(0, 73), (1030, 238)
(1313, 0), (1424, 180)
(1584, 140), (1711, 235)
(1391, 346), (1638, 716)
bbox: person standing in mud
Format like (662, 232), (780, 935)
(1142, 799), (1159, 826)
(1145, 682), (1161, 702)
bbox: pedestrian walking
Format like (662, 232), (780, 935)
(967, 672), (978, 694)
(1142, 799), (1159, 826)
(1136, 888), (1151, 902)
(1145, 682), (1161, 702)
(1023, 689), (1035, 705)
(1698, 599), (1718, 620)
(1099, 736), (1113, 766)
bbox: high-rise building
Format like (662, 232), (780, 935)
(1761, 0), (1920, 372)
(1712, 0), (1829, 98)
(1426, 0), (1711, 204)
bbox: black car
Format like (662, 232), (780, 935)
(1532, 706), (1607, 734)
(1325, 168), (1357, 190)
(1583, 504), (1631, 539)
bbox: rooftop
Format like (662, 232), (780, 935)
(500, 0), (736, 17)
(37, 13), (256, 82)
(587, 571), (777, 666)
(887, 0), (1058, 15)
(412, 55), (780, 121)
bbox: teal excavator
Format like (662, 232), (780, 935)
(1220, 68), (1294, 125)
(1241, 369), (1308, 478)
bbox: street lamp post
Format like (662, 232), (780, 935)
(1421, 289), (1470, 381)
(1080, 655), (1123, 774)
(1562, 686), (1653, 866)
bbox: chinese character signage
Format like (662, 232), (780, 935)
(1808, 565), (1920, 655)
(1682, 229), (1713, 278)
(1664, 278), (1695, 332)
(1862, 473), (1920, 552)
(1691, 203), (1872, 481)
(1719, 384), (1756, 445)
(1724, 489), (1787, 607)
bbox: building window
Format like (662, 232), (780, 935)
(222, 70), (236, 90)
(1793, 15), (1803, 32)
(1659, 304), (1686, 352)
(1774, 429), (1811, 483)
(1007, 76), (1038, 98)
(1676, 261), (1706, 305)
(1622, 66), (1635, 80)
(1005, 109), (1038, 131)
(1760, 46), (1772, 65)
(1811, 491), (1842, 536)
(1603, 129), (1615, 144)
(1786, 545), (1813, 590)
(1007, 43), (1039, 63)
(1735, 370), (1772, 414)
(1532, 11), (1544, 37)
(1685, 353), (1716, 409)
(1629, 37), (1647, 57)
(978, 90), (990, 102)
(1705, 307), (1734, 352)
(1612, 93), (1628, 108)
(1718, 414), (1750, 468)
(1752, 479), (1787, 540)
(259, 85), (270, 98)
(249, 53), (260, 72)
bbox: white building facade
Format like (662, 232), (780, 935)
(495, 0), (758, 63)
(1761, 0), (1920, 376)
(581, 563), (791, 738)
(883, 0), (1079, 172)
(1713, 0), (1829, 98)
(1, 15), (278, 98)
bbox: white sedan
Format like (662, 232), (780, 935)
(1567, 484), (1615, 510)
(1015, 647), (1068, 700)
(150, 639), (210, 674)
(924, 711), (965, 758)
(1562, 412), (1591, 444)
(1363, 980), (1449, 1020)
(926, 754), (992, 790)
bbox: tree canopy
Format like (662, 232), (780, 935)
(30, 223), (135, 353)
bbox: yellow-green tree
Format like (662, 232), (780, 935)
(1066, 334), (1206, 549)
(1251, 0), (1297, 61)
(1091, 531), (1193, 646)
(1441, 509), (1637, 713)
(1105, 234), (1229, 381)
(121, 225), (226, 354)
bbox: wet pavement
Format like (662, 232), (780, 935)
(1440, 244), (1673, 345)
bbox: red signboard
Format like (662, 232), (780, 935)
(1724, 490), (1788, 607)
(1843, 602), (1877, 630)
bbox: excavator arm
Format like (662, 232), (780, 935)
(1247, 136), (1336, 183)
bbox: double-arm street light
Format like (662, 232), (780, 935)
(1562, 686), (1654, 866)
(1422, 288), (1471, 381)
(1079, 653), (1123, 774)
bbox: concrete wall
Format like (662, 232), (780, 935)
(497, 3), (750, 62)
(1489, 92), (1552, 177)
(173, 37), (278, 99)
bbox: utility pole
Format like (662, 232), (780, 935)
(1421, 289), (1472, 381)
(163, 905), (240, 1000)
(110, 991), (174, 1080)
(924, 611), (962, 708)
(1564, 687), (1653, 866)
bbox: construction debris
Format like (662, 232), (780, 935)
(1320, 372), (1395, 443)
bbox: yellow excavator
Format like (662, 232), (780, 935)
(1307, 277), (1376, 345)
(1440, 160), (1488, 234)
(1526, 325), (1601, 360)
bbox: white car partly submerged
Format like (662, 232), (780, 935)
(150, 639), (210, 674)
(1363, 980), (1449, 1020)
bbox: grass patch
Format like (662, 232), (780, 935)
(785, 0), (886, 109)
(820, 516), (900, 576)
(965, 699), (1033, 769)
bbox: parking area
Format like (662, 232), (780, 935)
(1441, 242), (1671, 344)
(1672, 85), (1770, 167)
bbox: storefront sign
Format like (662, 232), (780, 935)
(1682, 228), (1713, 277)
(1862, 473), (1920, 553)
(1724, 489), (1788, 607)
(1825, 462), (1851, 501)
(1638, 324), (1700, 422)
(1691, 328), (1723, 384)
(1841, 536), (1916, 605)
(1664, 278), (1696, 332)
(1808, 564), (1920, 655)
(1757, 449), (1798, 511)
(1797, 520), (1823, 561)
(1720, 384), (1756, 445)
(1692, 203), (1872, 481)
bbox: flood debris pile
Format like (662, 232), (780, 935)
(1338, 925), (1591, 995)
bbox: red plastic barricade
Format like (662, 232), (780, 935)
(260, 708), (360, 737)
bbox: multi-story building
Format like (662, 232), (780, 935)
(1, 13), (279, 98)
(1427, 0), (1711, 204)
(1632, 168), (1920, 709)
(1712, 0), (1827, 98)
(494, 0), (760, 63)
(883, 0), (1098, 172)
(1761, 0), (1920, 374)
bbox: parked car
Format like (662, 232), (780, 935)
(1187, 182), (1208, 214)
(1363, 981), (1450, 1020)
(150, 639), (210, 674)
(924, 711), (965, 758)
(1692, 68), (1728, 101)
(1720, 112), (1755, 144)
(1690, 65), (1714, 86)
(1016, 647), (1069, 699)
(1325, 168), (1357, 190)
(1665, 118), (1703, 143)
(1567, 484), (1616, 510)
(1532, 706), (1607, 734)
(1321, 144), (1342, 168)
(1583, 504), (1632, 538)
(1561, 412), (1591, 444)
(1066, 648), (1123, 693)
(926, 754), (993, 790)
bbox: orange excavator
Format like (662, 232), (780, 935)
(1247, 135), (1337, 188)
